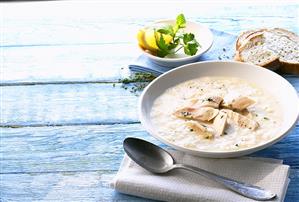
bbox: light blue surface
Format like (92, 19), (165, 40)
(0, 1), (298, 201)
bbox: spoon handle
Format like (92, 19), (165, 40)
(173, 164), (276, 201)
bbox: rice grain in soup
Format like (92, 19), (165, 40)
(150, 77), (282, 151)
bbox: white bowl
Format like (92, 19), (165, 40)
(140, 20), (213, 67)
(139, 61), (299, 158)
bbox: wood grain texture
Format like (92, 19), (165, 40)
(1, 2), (298, 84)
(0, 83), (139, 126)
(0, 124), (158, 173)
(0, 123), (298, 201)
(1, 169), (298, 202)
(1, 44), (135, 84)
(0, 171), (155, 202)
(1, 1), (299, 202)
(1, 76), (298, 126)
(1, 124), (298, 174)
(2, 2), (298, 46)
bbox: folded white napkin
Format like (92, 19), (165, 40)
(111, 150), (290, 202)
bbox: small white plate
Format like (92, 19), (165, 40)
(139, 61), (299, 158)
(140, 20), (213, 67)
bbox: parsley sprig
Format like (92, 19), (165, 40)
(154, 14), (200, 57)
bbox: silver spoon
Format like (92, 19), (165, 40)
(123, 137), (276, 201)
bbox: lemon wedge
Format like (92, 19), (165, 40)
(137, 28), (173, 53)
(143, 29), (159, 51)
(137, 29), (147, 49)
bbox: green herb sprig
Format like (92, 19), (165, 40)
(155, 14), (200, 57)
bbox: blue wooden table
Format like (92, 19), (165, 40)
(0, 1), (298, 201)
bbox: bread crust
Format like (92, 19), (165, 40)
(234, 51), (242, 61)
(263, 58), (281, 71)
(236, 29), (267, 51)
(235, 30), (256, 50)
(279, 62), (299, 75)
(237, 32), (265, 52)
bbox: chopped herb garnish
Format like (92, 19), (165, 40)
(119, 72), (156, 84)
(263, 117), (269, 120)
(235, 144), (239, 147)
(112, 83), (116, 87)
(119, 73), (156, 95)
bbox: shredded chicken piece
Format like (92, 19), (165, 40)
(221, 109), (259, 130)
(231, 96), (255, 111)
(221, 96), (255, 111)
(213, 111), (228, 136)
(199, 96), (223, 108)
(186, 121), (214, 139)
(174, 107), (219, 121)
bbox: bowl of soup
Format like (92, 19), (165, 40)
(139, 61), (299, 158)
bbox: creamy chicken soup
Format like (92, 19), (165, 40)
(150, 77), (282, 151)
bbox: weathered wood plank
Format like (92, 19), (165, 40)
(2, 45), (299, 85)
(286, 169), (299, 202)
(2, 2), (298, 46)
(0, 171), (155, 202)
(2, 15), (297, 47)
(1, 44), (136, 84)
(2, 4), (298, 84)
(1, 2), (298, 202)
(0, 83), (139, 126)
(1, 124), (298, 174)
(0, 169), (298, 201)
(0, 124), (156, 174)
(1, 77), (298, 126)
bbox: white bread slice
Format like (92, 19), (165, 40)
(236, 30), (257, 50)
(268, 28), (299, 74)
(239, 47), (280, 70)
(235, 28), (299, 74)
(270, 28), (299, 43)
(236, 32), (280, 70)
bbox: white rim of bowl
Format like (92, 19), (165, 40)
(138, 60), (299, 155)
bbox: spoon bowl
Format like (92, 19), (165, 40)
(123, 137), (276, 201)
(123, 137), (173, 173)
